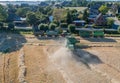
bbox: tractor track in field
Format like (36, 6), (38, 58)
(88, 59), (120, 83)
(80, 42), (120, 47)
(89, 64), (120, 83)
(75, 49), (120, 83)
(44, 46), (120, 83)
(22, 42), (120, 47)
(2, 55), (10, 83)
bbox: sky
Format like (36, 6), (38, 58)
(0, 0), (120, 1)
(0, 0), (45, 1)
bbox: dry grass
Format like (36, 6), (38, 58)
(0, 55), (3, 83)
(64, 7), (87, 12)
(18, 49), (26, 83)
(0, 52), (19, 83)
(53, 8), (67, 21)
(24, 45), (53, 83)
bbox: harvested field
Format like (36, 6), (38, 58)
(0, 51), (19, 83)
(64, 7), (87, 12)
(0, 55), (3, 83)
(0, 33), (120, 83)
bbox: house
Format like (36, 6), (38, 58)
(88, 2), (104, 24)
(89, 3), (102, 15)
(73, 20), (86, 27)
(113, 22), (120, 30)
(118, 7), (120, 14)
(89, 8), (99, 15)
(21, 3), (29, 7)
(95, 13), (106, 26)
(61, 1), (72, 6)
(88, 13), (106, 26)
(88, 2), (104, 23)
(107, 3), (112, 8)
(88, 15), (98, 24)
(39, 2), (49, 7)
(54, 3), (62, 8)
(13, 17), (28, 27)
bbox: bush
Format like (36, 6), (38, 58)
(60, 19), (66, 23)
(60, 23), (68, 28)
(49, 23), (57, 30)
(107, 18), (114, 27)
(8, 23), (14, 30)
(38, 23), (49, 32)
(104, 30), (119, 34)
(118, 18), (120, 21)
(52, 20), (59, 26)
(38, 23), (44, 31)
(84, 24), (88, 28)
(44, 24), (49, 32)
(68, 24), (76, 33)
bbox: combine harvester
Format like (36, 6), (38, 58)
(66, 36), (80, 50)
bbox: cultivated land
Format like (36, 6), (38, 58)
(0, 33), (120, 83)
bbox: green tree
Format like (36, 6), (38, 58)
(52, 20), (59, 26)
(118, 26), (120, 33)
(26, 12), (38, 25)
(68, 24), (76, 33)
(8, 23), (14, 30)
(82, 9), (89, 22)
(38, 23), (44, 31)
(66, 11), (72, 24)
(16, 7), (31, 17)
(107, 18), (114, 28)
(49, 23), (57, 30)
(44, 24), (49, 32)
(35, 11), (49, 23)
(70, 9), (78, 21)
(38, 23), (49, 32)
(38, 6), (53, 15)
(0, 22), (3, 29)
(72, 0), (88, 7)
(38, 7), (45, 14)
(99, 5), (108, 15)
(0, 5), (8, 22)
(60, 23), (68, 28)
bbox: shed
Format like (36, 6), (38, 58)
(76, 28), (92, 37)
(92, 29), (104, 37)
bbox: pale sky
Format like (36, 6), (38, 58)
(0, 0), (44, 1)
(0, 0), (120, 1)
